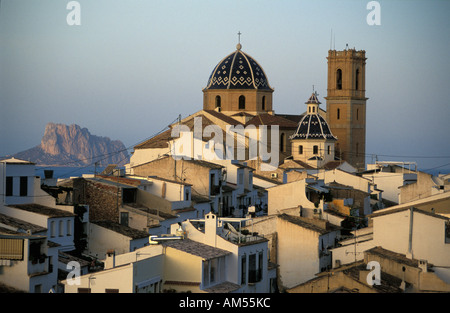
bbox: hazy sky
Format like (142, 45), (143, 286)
(1, 0), (449, 172)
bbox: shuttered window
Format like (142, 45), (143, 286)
(0, 238), (24, 260)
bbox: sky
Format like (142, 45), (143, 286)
(1, 0), (449, 173)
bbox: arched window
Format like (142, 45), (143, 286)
(298, 145), (303, 155)
(336, 69), (342, 90)
(239, 95), (245, 110)
(313, 145), (318, 154)
(280, 133), (285, 152)
(215, 95), (221, 109)
(262, 96), (266, 111)
(337, 108), (340, 120)
(355, 69), (360, 90)
(356, 108), (359, 120)
(327, 145), (331, 155)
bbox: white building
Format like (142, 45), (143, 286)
(63, 245), (164, 293)
(0, 215), (59, 293)
(362, 162), (418, 204)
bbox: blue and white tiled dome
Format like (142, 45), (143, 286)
(290, 93), (337, 141)
(204, 44), (272, 90)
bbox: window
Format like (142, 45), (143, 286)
(327, 145), (331, 155)
(313, 145), (319, 154)
(105, 289), (119, 293)
(241, 255), (247, 285)
(238, 172), (244, 186)
(34, 284), (42, 293)
(67, 220), (71, 236)
(280, 133), (285, 152)
(248, 252), (263, 283)
(357, 108), (359, 120)
(239, 95), (245, 110)
(298, 145), (303, 155)
(20, 176), (27, 197)
(355, 69), (360, 90)
(445, 221), (450, 244)
(336, 69), (342, 90)
(120, 212), (129, 227)
(262, 96), (266, 110)
(258, 251), (263, 281)
(337, 108), (340, 120)
(59, 220), (64, 237)
(203, 258), (222, 287)
(50, 221), (56, 237)
(48, 256), (53, 273)
(77, 288), (91, 293)
(215, 95), (221, 109)
(5, 177), (13, 196)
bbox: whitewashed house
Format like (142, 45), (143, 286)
(0, 215), (59, 293)
(171, 212), (275, 293)
(87, 220), (150, 260)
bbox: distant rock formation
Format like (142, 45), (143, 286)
(13, 123), (129, 166)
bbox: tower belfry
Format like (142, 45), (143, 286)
(325, 48), (367, 170)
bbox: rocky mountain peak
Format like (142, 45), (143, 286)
(13, 123), (130, 166)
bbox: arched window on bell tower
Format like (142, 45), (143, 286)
(355, 68), (360, 90)
(336, 69), (342, 90)
(239, 95), (245, 110)
(262, 96), (266, 111)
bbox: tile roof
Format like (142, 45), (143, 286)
(368, 206), (449, 221)
(161, 238), (231, 260)
(9, 204), (75, 218)
(245, 113), (299, 129)
(134, 114), (225, 150)
(92, 220), (150, 239)
(203, 110), (243, 126)
(365, 246), (421, 268)
(278, 213), (341, 234)
(342, 262), (404, 293)
(203, 281), (241, 293)
(0, 213), (47, 234)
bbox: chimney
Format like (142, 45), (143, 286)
(105, 249), (115, 269)
(205, 212), (218, 247)
(418, 259), (428, 273)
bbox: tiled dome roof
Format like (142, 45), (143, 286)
(204, 45), (272, 90)
(290, 93), (337, 141)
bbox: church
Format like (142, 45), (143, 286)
(127, 39), (367, 176)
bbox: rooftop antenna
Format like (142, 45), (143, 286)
(330, 29), (332, 50)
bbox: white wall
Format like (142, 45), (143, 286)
(267, 179), (315, 215)
(3, 163), (35, 205)
(87, 223), (146, 260)
(372, 209), (450, 267)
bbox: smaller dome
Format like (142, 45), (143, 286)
(290, 93), (337, 141)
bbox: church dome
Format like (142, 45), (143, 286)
(204, 44), (273, 90)
(290, 93), (337, 141)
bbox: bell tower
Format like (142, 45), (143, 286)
(325, 48), (367, 170)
